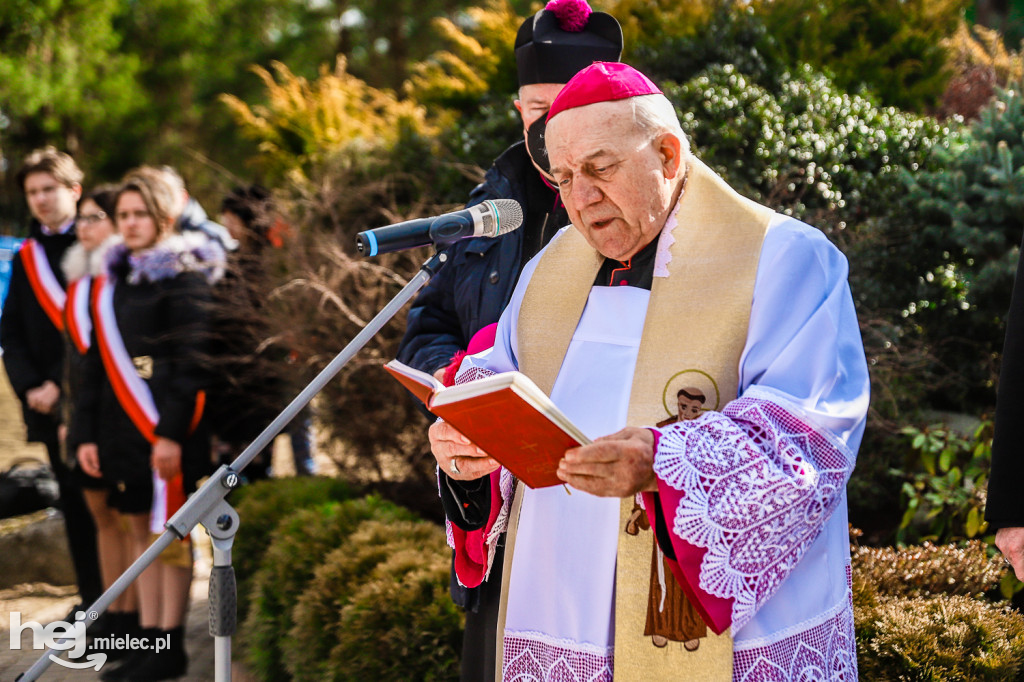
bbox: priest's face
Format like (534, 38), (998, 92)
(547, 100), (683, 261)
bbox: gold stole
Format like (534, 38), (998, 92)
(496, 158), (772, 681)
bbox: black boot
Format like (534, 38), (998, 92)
(99, 626), (161, 681)
(123, 626), (188, 682)
(101, 611), (140, 662)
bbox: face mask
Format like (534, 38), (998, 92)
(526, 113), (552, 178)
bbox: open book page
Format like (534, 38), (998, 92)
(383, 360), (444, 405)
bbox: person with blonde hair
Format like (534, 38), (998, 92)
(61, 185), (140, 652)
(69, 166), (225, 680)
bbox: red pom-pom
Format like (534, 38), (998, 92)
(545, 0), (592, 32)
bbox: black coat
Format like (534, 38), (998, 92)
(988, 230), (1024, 529)
(397, 141), (568, 374)
(0, 223), (76, 442)
(67, 237), (223, 491)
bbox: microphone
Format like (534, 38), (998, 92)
(356, 199), (524, 256)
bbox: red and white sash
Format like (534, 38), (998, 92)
(20, 239), (66, 332)
(91, 276), (161, 443)
(65, 277), (93, 354)
(90, 275), (205, 532)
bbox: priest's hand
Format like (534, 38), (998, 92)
(996, 527), (1024, 581)
(558, 426), (658, 497)
(429, 419), (499, 481)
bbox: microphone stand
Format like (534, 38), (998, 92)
(19, 249), (451, 682)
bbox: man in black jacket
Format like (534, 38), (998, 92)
(1, 146), (102, 608)
(990, 230), (1024, 582)
(396, 2), (622, 678)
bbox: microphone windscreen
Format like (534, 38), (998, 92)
(490, 199), (525, 235)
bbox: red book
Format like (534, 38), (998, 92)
(384, 360), (590, 488)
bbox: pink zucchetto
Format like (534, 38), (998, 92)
(546, 62), (663, 122)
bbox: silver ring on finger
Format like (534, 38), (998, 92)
(450, 458), (461, 476)
(1005, 556), (1014, 568)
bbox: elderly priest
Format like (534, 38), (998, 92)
(429, 62), (870, 681)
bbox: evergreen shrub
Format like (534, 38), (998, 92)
(851, 540), (1004, 603)
(750, 0), (966, 112)
(902, 82), (1024, 407)
(230, 476), (355, 621)
(240, 495), (417, 681)
(855, 594), (1024, 680)
(628, 1), (785, 90)
(287, 520), (461, 681)
(668, 64), (947, 229)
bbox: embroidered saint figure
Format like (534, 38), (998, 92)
(628, 385), (709, 649)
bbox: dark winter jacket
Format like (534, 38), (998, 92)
(397, 141), (568, 374)
(988, 230), (1024, 529)
(67, 233), (225, 491)
(0, 222), (77, 442)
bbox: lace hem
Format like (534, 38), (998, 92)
(503, 631), (613, 682)
(654, 394), (854, 631)
(734, 568), (857, 681)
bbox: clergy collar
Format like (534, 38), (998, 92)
(593, 231), (659, 290)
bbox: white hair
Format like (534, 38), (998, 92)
(630, 94), (690, 157)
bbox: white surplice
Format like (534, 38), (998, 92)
(456, 213), (869, 681)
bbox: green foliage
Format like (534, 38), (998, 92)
(895, 420), (992, 544)
(627, 1), (786, 90)
(899, 83), (1024, 406)
(606, 0), (713, 66)
(855, 594), (1024, 680)
(0, 0), (142, 228)
(322, 549), (461, 681)
(751, 0), (968, 112)
(222, 59), (439, 185)
(241, 496), (417, 681)
(668, 64), (947, 228)
(230, 476), (355, 621)
(287, 520), (461, 681)
(405, 0), (521, 111)
(402, 0), (526, 170)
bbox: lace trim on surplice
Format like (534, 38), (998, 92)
(654, 386), (855, 632)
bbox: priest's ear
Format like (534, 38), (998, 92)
(655, 132), (684, 180)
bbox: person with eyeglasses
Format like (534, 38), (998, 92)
(0, 146), (103, 618)
(60, 185), (142, 652)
